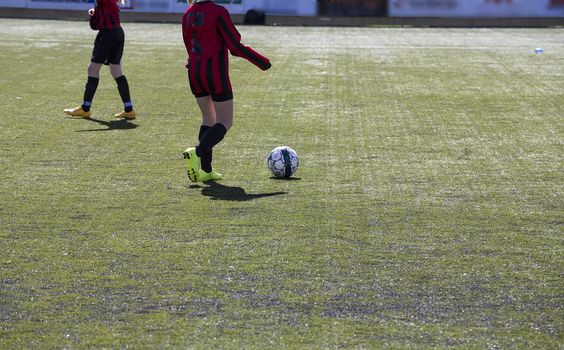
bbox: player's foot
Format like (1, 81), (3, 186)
(114, 110), (136, 120)
(64, 106), (91, 118)
(198, 169), (222, 182)
(183, 147), (200, 183)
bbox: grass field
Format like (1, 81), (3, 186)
(0, 18), (563, 349)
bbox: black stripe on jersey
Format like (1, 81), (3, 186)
(240, 45), (269, 70)
(106, 13), (116, 28)
(206, 58), (216, 93)
(97, 12), (105, 29)
(217, 15), (238, 45)
(107, 13), (116, 28)
(218, 46), (229, 92)
(195, 60), (204, 92)
(187, 63), (197, 94)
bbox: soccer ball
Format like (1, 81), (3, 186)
(267, 146), (299, 178)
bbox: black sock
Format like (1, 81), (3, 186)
(82, 76), (99, 112)
(196, 123), (227, 158)
(115, 75), (133, 112)
(199, 125), (213, 173)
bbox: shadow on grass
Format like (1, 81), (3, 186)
(270, 176), (301, 181)
(76, 117), (138, 132)
(200, 182), (287, 201)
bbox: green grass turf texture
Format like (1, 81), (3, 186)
(0, 18), (563, 349)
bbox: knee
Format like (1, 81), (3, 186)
(109, 64), (123, 79)
(87, 63), (101, 77)
(219, 120), (232, 131)
(201, 114), (216, 126)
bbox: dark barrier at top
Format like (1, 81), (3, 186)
(318, 0), (387, 16)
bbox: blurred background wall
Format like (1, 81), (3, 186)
(0, 0), (562, 19)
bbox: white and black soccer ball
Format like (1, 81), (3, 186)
(267, 146), (299, 178)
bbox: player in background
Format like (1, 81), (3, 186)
(182, 0), (271, 182)
(64, 0), (136, 120)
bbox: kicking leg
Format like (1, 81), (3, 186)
(196, 99), (232, 157)
(196, 96), (215, 173)
(196, 99), (233, 181)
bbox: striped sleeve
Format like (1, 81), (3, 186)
(217, 9), (271, 71)
(181, 11), (192, 56)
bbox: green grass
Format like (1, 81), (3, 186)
(0, 19), (563, 348)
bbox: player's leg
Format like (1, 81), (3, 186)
(183, 63), (209, 182)
(196, 95), (216, 126)
(195, 52), (233, 159)
(212, 98), (233, 131)
(196, 100), (231, 158)
(110, 64), (135, 119)
(65, 30), (107, 118)
(88, 61), (102, 78)
(192, 96), (232, 181)
(64, 62), (102, 118)
(109, 28), (135, 119)
(184, 95), (215, 182)
(196, 95), (215, 173)
(194, 96), (222, 181)
(83, 62), (102, 111)
(109, 63), (123, 78)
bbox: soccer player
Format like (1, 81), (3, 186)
(64, 0), (136, 120)
(181, 0), (271, 182)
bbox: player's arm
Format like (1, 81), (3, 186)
(89, 0), (114, 30)
(217, 9), (271, 71)
(88, 5), (99, 30)
(181, 12), (193, 66)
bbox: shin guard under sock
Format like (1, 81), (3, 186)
(199, 125), (213, 173)
(82, 76), (99, 112)
(196, 123), (227, 159)
(115, 75), (133, 112)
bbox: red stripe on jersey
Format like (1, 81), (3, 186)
(181, 1), (270, 70)
(94, 0), (121, 30)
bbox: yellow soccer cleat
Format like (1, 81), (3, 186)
(182, 147), (200, 183)
(64, 106), (91, 118)
(114, 110), (136, 120)
(198, 169), (222, 182)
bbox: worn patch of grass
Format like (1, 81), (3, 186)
(0, 20), (563, 348)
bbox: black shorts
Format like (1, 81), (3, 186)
(91, 27), (125, 65)
(193, 90), (234, 102)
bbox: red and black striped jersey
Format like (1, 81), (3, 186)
(182, 0), (271, 71)
(90, 0), (121, 30)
